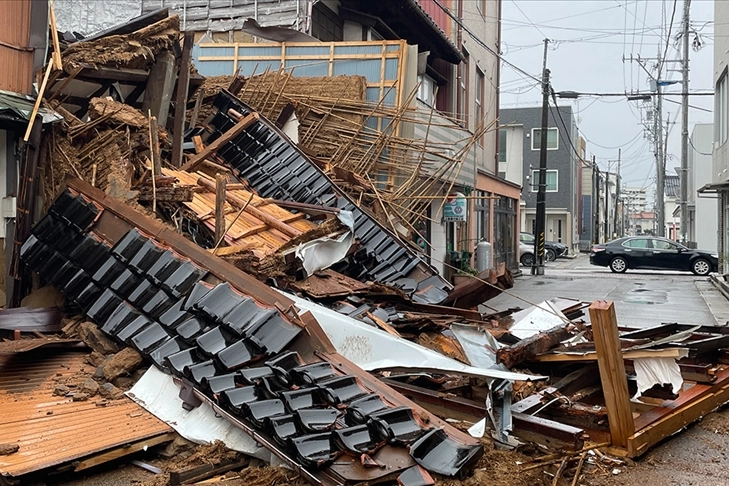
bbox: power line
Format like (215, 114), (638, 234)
(430, 0), (543, 84)
(510, 0), (549, 39)
(661, 0), (679, 74)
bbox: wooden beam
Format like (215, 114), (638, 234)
(589, 300), (635, 448)
(74, 432), (175, 471)
(215, 173), (227, 246)
(142, 50), (176, 126)
(149, 116), (161, 176)
(496, 324), (572, 368)
(172, 31), (195, 167)
(48, 0), (62, 70)
(23, 61), (54, 142)
(180, 113), (260, 172)
(189, 89), (204, 129)
(628, 366), (729, 457)
(531, 347), (686, 362)
(197, 176), (303, 238)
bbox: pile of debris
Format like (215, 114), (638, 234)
(3, 8), (729, 486)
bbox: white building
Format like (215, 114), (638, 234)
(709, 1), (729, 273)
(688, 124), (718, 250)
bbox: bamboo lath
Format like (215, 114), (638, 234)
(234, 69), (497, 235)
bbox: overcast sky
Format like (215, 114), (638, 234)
(498, 0), (714, 200)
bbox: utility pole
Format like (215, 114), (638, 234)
(604, 170), (610, 241)
(593, 156), (600, 244)
(613, 148), (621, 237)
(655, 81), (665, 237)
(679, 0), (690, 243)
(532, 38), (550, 276)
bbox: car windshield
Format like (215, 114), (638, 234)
(521, 233), (535, 243)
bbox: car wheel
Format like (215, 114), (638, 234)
(520, 253), (534, 267)
(545, 249), (557, 262)
(691, 258), (712, 276)
(610, 256), (628, 273)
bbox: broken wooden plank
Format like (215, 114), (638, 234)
(171, 31), (195, 167)
(180, 113), (260, 172)
(441, 263), (513, 309)
(209, 244), (256, 256)
(496, 324), (572, 368)
(169, 458), (249, 485)
(142, 50), (176, 125)
(215, 173), (227, 245)
(589, 300), (635, 449)
(137, 186), (194, 202)
(531, 347), (686, 362)
(74, 432), (175, 472)
(196, 176), (303, 238)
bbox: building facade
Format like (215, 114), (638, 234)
(710, 0), (729, 273)
(688, 124), (718, 251)
(500, 106), (580, 251)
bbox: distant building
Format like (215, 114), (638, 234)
(628, 211), (656, 236)
(665, 174), (680, 240)
(500, 106), (581, 251)
(622, 186), (648, 213)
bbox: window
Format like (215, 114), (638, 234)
(623, 238), (650, 249)
(311, 2), (343, 42)
(458, 49), (469, 127)
(716, 72), (727, 145)
(530, 169), (558, 192)
(531, 127), (558, 150)
(653, 239), (680, 250)
(476, 69), (484, 144)
(498, 129), (507, 162)
(417, 74), (436, 107)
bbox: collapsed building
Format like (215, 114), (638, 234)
(2, 7), (729, 486)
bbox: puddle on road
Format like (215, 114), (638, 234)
(622, 287), (668, 305)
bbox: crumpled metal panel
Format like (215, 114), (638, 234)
(204, 91), (451, 303)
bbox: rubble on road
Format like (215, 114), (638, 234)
(4, 8), (729, 486)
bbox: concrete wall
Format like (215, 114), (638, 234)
(499, 125), (523, 186)
(690, 124), (718, 250)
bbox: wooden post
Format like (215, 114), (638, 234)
(149, 115), (161, 176)
(215, 173), (227, 245)
(142, 50), (176, 126)
(588, 300), (635, 448)
(171, 32), (195, 167)
(189, 89), (204, 129)
(180, 113), (259, 172)
(197, 176), (303, 238)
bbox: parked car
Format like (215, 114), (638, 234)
(519, 232), (568, 262)
(519, 241), (534, 266)
(589, 236), (718, 276)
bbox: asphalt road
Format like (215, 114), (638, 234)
(488, 254), (729, 328)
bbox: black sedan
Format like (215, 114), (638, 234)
(520, 232), (568, 262)
(589, 237), (718, 275)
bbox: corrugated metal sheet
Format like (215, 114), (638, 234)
(0, 350), (172, 478)
(54, 0), (143, 36)
(166, 169), (317, 256)
(0, 0), (33, 94)
(141, 0), (307, 32)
